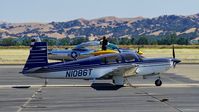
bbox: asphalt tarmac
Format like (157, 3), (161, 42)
(0, 64), (199, 112)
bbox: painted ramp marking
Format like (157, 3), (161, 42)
(17, 87), (43, 112)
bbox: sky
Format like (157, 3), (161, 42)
(0, 0), (199, 23)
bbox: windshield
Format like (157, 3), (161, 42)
(75, 41), (100, 49)
(120, 52), (142, 62)
(74, 41), (119, 51)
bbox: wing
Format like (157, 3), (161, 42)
(99, 64), (138, 79)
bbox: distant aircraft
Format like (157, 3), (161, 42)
(48, 41), (142, 61)
(21, 41), (180, 87)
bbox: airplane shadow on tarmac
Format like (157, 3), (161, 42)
(91, 83), (123, 90)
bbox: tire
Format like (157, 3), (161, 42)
(155, 79), (162, 86)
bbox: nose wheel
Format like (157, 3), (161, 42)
(155, 79), (162, 86)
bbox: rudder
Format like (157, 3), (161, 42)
(22, 42), (48, 73)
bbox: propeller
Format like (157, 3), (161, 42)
(137, 46), (140, 53)
(172, 45), (175, 59)
(137, 46), (143, 55)
(172, 44), (181, 68)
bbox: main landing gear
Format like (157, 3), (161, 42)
(155, 77), (162, 86)
(44, 79), (48, 86)
(112, 75), (124, 86)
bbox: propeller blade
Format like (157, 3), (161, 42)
(172, 59), (181, 68)
(172, 45), (175, 59)
(137, 46), (140, 53)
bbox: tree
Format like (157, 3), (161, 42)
(21, 38), (32, 46)
(42, 38), (57, 46)
(119, 38), (131, 45)
(14, 37), (32, 46)
(157, 34), (177, 45)
(57, 38), (70, 46)
(170, 34), (177, 44)
(71, 37), (89, 45)
(177, 37), (189, 45)
(136, 36), (149, 45)
(0, 38), (16, 46)
(130, 37), (135, 45)
(149, 39), (158, 45)
(108, 37), (119, 45)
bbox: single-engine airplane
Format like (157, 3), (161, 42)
(48, 41), (142, 61)
(21, 41), (180, 87)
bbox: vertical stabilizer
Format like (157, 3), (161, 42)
(22, 42), (48, 73)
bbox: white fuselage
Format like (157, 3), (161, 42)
(136, 61), (172, 76)
(24, 60), (173, 79)
(24, 64), (122, 79)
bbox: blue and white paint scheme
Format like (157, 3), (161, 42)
(22, 41), (181, 86)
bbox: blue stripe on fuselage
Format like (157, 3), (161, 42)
(27, 62), (134, 73)
(138, 58), (170, 64)
(136, 58), (171, 67)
